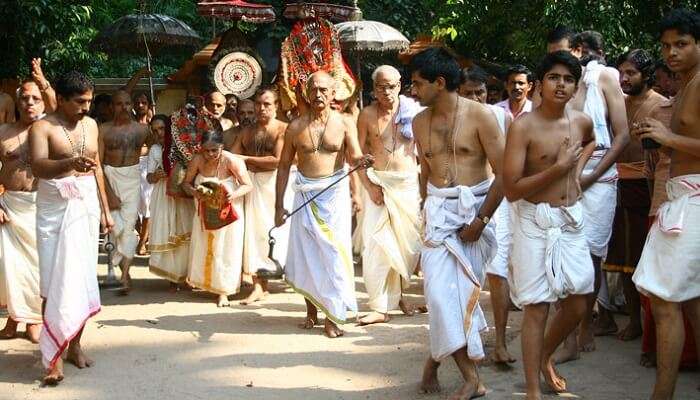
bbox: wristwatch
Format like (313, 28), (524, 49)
(476, 214), (490, 225)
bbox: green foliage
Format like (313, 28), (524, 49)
(1, 1), (696, 81)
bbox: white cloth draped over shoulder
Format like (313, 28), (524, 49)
(580, 60), (618, 257)
(37, 176), (101, 369)
(509, 200), (594, 308)
(147, 144), (194, 283)
(422, 180), (497, 361)
(242, 169), (293, 275)
(361, 168), (421, 313)
(103, 164), (141, 264)
(186, 175), (245, 295)
(285, 168), (356, 324)
(486, 103), (511, 278)
(0, 191), (41, 324)
(633, 175), (700, 302)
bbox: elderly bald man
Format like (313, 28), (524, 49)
(205, 91), (235, 131)
(356, 65), (425, 325)
(275, 71), (373, 338)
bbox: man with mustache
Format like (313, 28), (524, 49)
(98, 90), (149, 294)
(275, 71), (371, 338)
(0, 74), (52, 343)
(496, 65), (534, 120)
(205, 91), (235, 131)
(596, 49), (666, 341)
(29, 71), (114, 385)
(225, 99), (255, 151)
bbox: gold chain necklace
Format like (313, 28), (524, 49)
(426, 97), (460, 185)
(308, 112), (330, 154)
(61, 120), (86, 157)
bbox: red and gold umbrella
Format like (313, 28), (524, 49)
(197, 0), (276, 23)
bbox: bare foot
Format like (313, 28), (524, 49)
(298, 315), (318, 330)
(640, 352), (656, 368)
(26, 323), (41, 343)
(448, 380), (486, 400)
(617, 322), (642, 341)
(0, 318), (18, 339)
(541, 358), (567, 393)
(593, 315), (618, 337)
(490, 345), (516, 364)
(240, 287), (268, 305)
(419, 358), (441, 394)
(43, 358), (64, 386)
(357, 312), (390, 326)
(578, 327), (596, 352)
(323, 319), (344, 338)
(66, 343), (94, 369)
(399, 300), (415, 316)
(168, 282), (179, 293)
(117, 276), (132, 296)
(136, 243), (149, 256)
(217, 294), (230, 307)
(553, 336), (580, 364)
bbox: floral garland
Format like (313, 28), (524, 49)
(168, 107), (217, 167)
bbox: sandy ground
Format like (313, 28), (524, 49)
(1, 255), (698, 400)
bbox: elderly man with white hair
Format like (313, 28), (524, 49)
(355, 65), (425, 325)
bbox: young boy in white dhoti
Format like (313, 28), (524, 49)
(410, 48), (505, 400)
(631, 9), (700, 400)
(503, 51), (596, 399)
(29, 71), (114, 385)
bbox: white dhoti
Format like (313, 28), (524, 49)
(509, 200), (594, 307)
(285, 168), (356, 324)
(422, 181), (497, 361)
(186, 176), (244, 295)
(361, 168), (421, 313)
(487, 200), (512, 279)
(242, 170), (292, 274)
(138, 155), (153, 219)
(103, 164), (141, 264)
(37, 176), (101, 368)
(0, 191), (41, 324)
(580, 150), (618, 258)
(633, 175), (700, 302)
(147, 145), (194, 282)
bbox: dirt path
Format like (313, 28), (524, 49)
(1, 259), (698, 400)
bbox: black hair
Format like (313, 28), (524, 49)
(461, 66), (489, 85)
(547, 25), (576, 45)
(201, 128), (224, 146)
(572, 30), (605, 53)
(659, 8), (700, 40)
(537, 50), (583, 83)
(54, 71), (94, 99)
(150, 114), (169, 126)
(617, 49), (655, 86)
(505, 64), (534, 84)
(132, 91), (152, 105)
(93, 93), (112, 107)
(255, 86), (279, 101)
(409, 47), (461, 91)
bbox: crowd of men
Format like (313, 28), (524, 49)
(0, 7), (698, 400)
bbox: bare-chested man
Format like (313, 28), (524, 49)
(275, 71), (371, 338)
(596, 49), (667, 340)
(356, 65), (424, 325)
(235, 88), (288, 305)
(460, 65), (516, 364)
(495, 65), (534, 120)
(631, 9), (700, 400)
(556, 29), (631, 362)
(504, 51), (596, 400)
(0, 81), (45, 343)
(225, 99), (255, 150)
(410, 47), (504, 400)
(99, 90), (149, 294)
(29, 71), (113, 385)
(205, 91), (235, 131)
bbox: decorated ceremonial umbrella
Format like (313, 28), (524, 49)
(91, 12), (201, 110)
(334, 19), (409, 107)
(197, 0), (276, 23)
